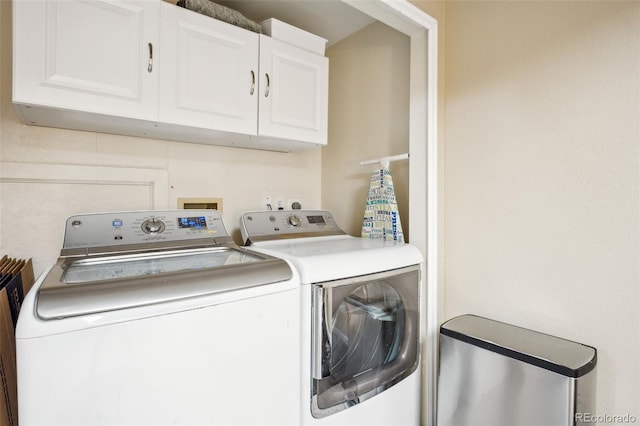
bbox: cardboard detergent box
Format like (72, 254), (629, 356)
(0, 257), (35, 426)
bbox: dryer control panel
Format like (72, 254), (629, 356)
(63, 210), (231, 253)
(240, 210), (346, 245)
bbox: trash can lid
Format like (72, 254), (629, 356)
(440, 314), (597, 378)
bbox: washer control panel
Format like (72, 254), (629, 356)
(240, 210), (346, 245)
(63, 210), (229, 250)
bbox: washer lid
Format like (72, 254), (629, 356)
(37, 247), (292, 319)
(62, 247), (261, 284)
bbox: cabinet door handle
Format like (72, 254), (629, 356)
(147, 43), (153, 73)
(264, 73), (270, 97)
(250, 70), (255, 95)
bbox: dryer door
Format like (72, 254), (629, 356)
(311, 265), (420, 418)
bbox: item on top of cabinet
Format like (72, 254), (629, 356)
(176, 0), (262, 33)
(261, 18), (327, 55)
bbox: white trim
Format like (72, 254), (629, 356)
(343, 0), (437, 36)
(0, 162), (169, 209)
(340, 2), (439, 425)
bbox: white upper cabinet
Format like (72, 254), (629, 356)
(258, 35), (328, 146)
(12, 0), (328, 151)
(159, 2), (259, 136)
(13, 0), (159, 121)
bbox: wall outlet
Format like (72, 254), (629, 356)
(263, 195), (272, 210)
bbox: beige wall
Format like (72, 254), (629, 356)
(444, 0), (639, 419)
(322, 22), (410, 237)
(0, 0), (321, 277)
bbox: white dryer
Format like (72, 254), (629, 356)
(17, 210), (301, 426)
(241, 210), (423, 425)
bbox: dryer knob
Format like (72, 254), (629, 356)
(287, 215), (301, 227)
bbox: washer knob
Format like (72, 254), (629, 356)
(287, 215), (301, 227)
(142, 218), (165, 234)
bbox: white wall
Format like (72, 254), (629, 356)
(0, 0), (322, 278)
(444, 0), (639, 419)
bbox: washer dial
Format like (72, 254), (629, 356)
(287, 215), (302, 227)
(141, 218), (166, 234)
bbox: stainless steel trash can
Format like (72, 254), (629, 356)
(437, 314), (597, 426)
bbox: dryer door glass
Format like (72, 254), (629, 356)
(311, 265), (419, 418)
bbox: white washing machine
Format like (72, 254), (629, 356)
(17, 210), (301, 426)
(240, 210), (423, 425)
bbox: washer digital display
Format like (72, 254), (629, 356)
(178, 216), (207, 229)
(307, 215), (326, 224)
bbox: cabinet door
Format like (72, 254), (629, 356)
(12, 0), (159, 121)
(258, 36), (328, 145)
(159, 3), (259, 135)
